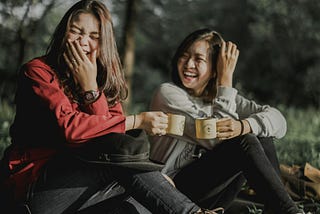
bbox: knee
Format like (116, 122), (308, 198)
(259, 137), (276, 152)
(258, 136), (274, 145)
(240, 134), (262, 151)
(241, 133), (258, 143)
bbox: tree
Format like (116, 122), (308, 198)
(120, 0), (139, 113)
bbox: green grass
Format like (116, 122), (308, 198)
(275, 106), (320, 168)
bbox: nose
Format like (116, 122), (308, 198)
(185, 57), (195, 68)
(77, 35), (89, 46)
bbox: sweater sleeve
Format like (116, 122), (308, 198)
(212, 86), (239, 119)
(235, 94), (287, 139)
(24, 61), (125, 143)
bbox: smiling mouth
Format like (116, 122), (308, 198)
(184, 71), (198, 78)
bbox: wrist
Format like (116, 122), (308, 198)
(238, 120), (244, 137)
(242, 119), (252, 135)
(126, 115), (137, 131)
(132, 114), (136, 129)
(217, 76), (232, 87)
(81, 82), (98, 92)
(134, 113), (143, 130)
(81, 89), (100, 104)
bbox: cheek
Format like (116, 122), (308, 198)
(66, 33), (78, 42)
(89, 41), (99, 52)
(199, 65), (212, 80)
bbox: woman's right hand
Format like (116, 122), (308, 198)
(136, 112), (168, 136)
(216, 41), (239, 87)
(63, 40), (98, 91)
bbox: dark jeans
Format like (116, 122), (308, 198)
(173, 134), (300, 214)
(27, 133), (200, 214)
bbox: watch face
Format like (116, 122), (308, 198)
(85, 92), (94, 101)
(83, 90), (99, 102)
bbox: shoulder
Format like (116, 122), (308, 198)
(156, 82), (188, 97)
(151, 82), (192, 109)
(22, 57), (56, 83)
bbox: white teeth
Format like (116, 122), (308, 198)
(184, 71), (197, 77)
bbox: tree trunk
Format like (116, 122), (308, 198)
(121, 0), (138, 114)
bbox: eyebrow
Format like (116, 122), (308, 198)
(194, 53), (207, 58)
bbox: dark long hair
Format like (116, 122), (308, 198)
(46, 0), (127, 106)
(171, 28), (224, 102)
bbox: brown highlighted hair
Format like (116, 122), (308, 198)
(46, 0), (127, 106)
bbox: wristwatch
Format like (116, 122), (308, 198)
(82, 90), (100, 104)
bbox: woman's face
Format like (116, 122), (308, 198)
(66, 12), (100, 56)
(177, 40), (213, 96)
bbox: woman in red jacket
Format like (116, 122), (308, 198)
(0, 1), (222, 213)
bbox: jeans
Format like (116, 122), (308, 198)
(173, 134), (301, 214)
(27, 134), (200, 214)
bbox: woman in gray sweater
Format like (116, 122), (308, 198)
(149, 28), (304, 214)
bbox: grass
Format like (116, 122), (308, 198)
(275, 105), (320, 168)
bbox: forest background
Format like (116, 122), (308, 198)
(0, 0), (319, 168)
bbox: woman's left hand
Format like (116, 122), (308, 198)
(216, 41), (239, 87)
(216, 117), (244, 140)
(64, 40), (98, 91)
(136, 112), (168, 136)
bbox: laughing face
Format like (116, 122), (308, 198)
(66, 12), (100, 57)
(177, 40), (213, 96)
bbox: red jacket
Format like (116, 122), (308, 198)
(1, 57), (126, 202)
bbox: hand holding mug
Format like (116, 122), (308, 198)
(216, 118), (244, 140)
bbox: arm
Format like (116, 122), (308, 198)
(24, 61), (125, 143)
(125, 112), (168, 135)
(213, 41), (286, 140)
(236, 95), (287, 139)
(212, 86), (239, 119)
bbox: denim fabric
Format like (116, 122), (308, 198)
(173, 134), (300, 214)
(28, 154), (129, 214)
(27, 147), (200, 213)
(122, 171), (200, 214)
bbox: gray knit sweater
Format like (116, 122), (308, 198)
(149, 82), (287, 177)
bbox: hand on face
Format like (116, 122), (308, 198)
(216, 41), (239, 87)
(64, 40), (98, 91)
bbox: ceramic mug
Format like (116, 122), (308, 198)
(166, 113), (186, 136)
(195, 117), (217, 139)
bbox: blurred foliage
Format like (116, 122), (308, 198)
(1, 0), (319, 109)
(0, 0), (319, 164)
(0, 99), (14, 157)
(113, 0), (320, 111)
(275, 106), (320, 168)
